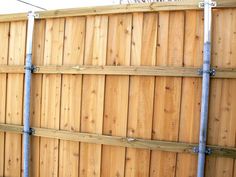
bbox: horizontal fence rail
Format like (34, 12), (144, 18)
(1, 65), (236, 78)
(0, 123), (235, 158)
(0, 0), (236, 22)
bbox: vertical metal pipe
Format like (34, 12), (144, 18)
(197, 0), (213, 177)
(23, 11), (35, 177)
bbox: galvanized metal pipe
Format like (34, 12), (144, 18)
(197, 0), (214, 177)
(23, 11), (35, 177)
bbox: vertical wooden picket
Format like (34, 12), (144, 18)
(125, 12), (157, 177)
(176, 10), (203, 177)
(150, 11), (184, 177)
(0, 22), (9, 176)
(101, 13), (132, 177)
(59, 17), (85, 177)
(79, 15), (108, 177)
(5, 21), (26, 177)
(205, 9), (236, 177)
(40, 18), (65, 177)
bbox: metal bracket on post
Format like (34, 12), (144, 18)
(193, 146), (212, 155)
(34, 13), (40, 19)
(28, 11), (40, 19)
(199, 1), (217, 8)
(198, 68), (216, 76)
(22, 128), (35, 135)
(24, 63), (36, 73)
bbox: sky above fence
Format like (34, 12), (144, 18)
(0, 0), (119, 14)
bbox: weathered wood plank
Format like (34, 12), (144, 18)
(150, 11), (184, 177)
(59, 17), (85, 177)
(1, 65), (236, 78)
(39, 18), (64, 177)
(125, 12), (157, 177)
(176, 10), (203, 177)
(0, 22), (9, 176)
(79, 15), (107, 177)
(101, 14), (132, 177)
(34, 65), (199, 76)
(206, 9), (236, 177)
(30, 19), (46, 177)
(1, 123), (236, 158)
(0, 65), (24, 73)
(4, 21), (26, 177)
(0, 0), (236, 22)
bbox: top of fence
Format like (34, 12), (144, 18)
(0, 0), (235, 22)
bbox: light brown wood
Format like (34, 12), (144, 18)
(59, 17), (85, 177)
(0, 65), (24, 73)
(176, 10), (203, 177)
(125, 12), (157, 177)
(39, 18), (64, 177)
(33, 65), (200, 76)
(2, 65), (236, 78)
(206, 9), (236, 177)
(0, 0), (236, 22)
(0, 22), (9, 176)
(79, 15), (108, 177)
(1, 123), (236, 158)
(4, 21), (26, 177)
(101, 13), (132, 177)
(150, 11), (184, 177)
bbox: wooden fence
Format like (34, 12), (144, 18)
(0, 1), (236, 177)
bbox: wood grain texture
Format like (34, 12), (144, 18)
(79, 15), (108, 177)
(205, 9), (236, 177)
(59, 17), (85, 177)
(175, 10), (203, 177)
(150, 11), (184, 177)
(40, 18), (65, 177)
(125, 12), (157, 177)
(234, 163), (236, 177)
(2, 65), (236, 78)
(101, 13), (132, 177)
(5, 21), (26, 177)
(0, 22), (9, 176)
(1, 123), (236, 158)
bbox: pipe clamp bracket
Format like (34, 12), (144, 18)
(199, 1), (217, 8)
(24, 64), (36, 73)
(34, 13), (40, 18)
(28, 11), (40, 18)
(23, 128), (35, 135)
(198, 68), (216, 76)
(193, 146), (212, 155)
